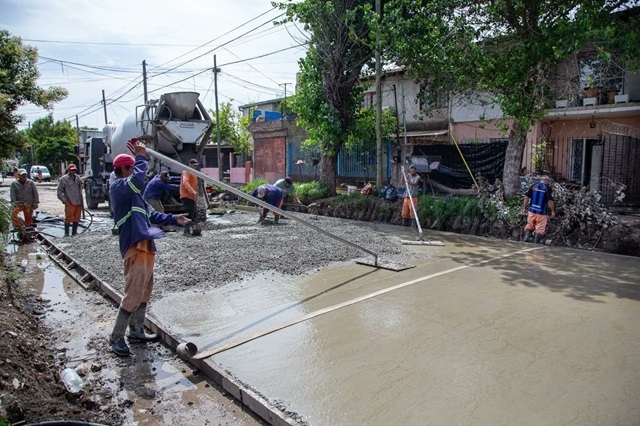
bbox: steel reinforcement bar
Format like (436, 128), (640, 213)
(34, 233), (298, 426)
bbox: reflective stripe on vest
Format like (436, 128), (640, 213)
(116, 206), (152, 228)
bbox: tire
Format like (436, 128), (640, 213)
(87, 200), (99, 209)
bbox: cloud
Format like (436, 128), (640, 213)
(4, 0), (307, 128)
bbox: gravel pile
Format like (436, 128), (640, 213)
(56, 212), (428, 301)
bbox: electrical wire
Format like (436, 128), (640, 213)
(149, 12), (287, 79)
(25, 38), (215, 47)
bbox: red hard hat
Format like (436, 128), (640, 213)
(68, 164), (77, 171)
(113, 154), (135, 168)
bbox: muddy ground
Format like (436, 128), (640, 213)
(0, 180), (262, 425)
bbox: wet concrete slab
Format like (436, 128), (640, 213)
(153, 230), (640, 425)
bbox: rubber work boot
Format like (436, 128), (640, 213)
(274, 215), (280, 224)
(127, 303), (158, 343)
(402, 218), (410, 227)
(183, 224), (192, 236)
(110, 308), (132, 356)
(72, 222), (78, 236)
(534, 233), (543, 244)
(257, 215), (265, 224)
(64, 223), (70, 237)
(523, 230), (533, 243)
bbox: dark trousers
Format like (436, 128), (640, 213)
(181, 198), (197, 223)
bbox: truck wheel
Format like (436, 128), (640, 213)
(87, 200), (99, 209)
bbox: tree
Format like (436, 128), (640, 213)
(383, 0), (640, 196)
(27, 116), (77, 173)
(0, 30), (67, 158)
(209, 103), (252, 158)
(280, 0), (376, 192)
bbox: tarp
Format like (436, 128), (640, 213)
(412, 140), (508, 189)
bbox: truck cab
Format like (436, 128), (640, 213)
(83, 137), (113, 209)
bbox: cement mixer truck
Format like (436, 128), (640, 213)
(83, 92), (214, 211)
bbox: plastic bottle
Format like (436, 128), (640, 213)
(61, 368), (84, 393)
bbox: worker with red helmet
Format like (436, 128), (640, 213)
(57, 164), (84, 236)
(108, 141), (191, 357)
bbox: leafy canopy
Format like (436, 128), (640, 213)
(382, 0), (640, 195)
(27, 116), (77, 173)
(210, 102), (252, 155)
(1, 30), (67, 158)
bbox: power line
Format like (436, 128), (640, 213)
(150, 7), (280, 71)
(150, 11), (286, 79)
(218, 43), (308, 67)
(147, 43), (307, 95)
(223, 47), (280, 86)
(24, 38), (214, 47)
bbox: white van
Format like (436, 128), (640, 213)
(30, 166), (51, 182)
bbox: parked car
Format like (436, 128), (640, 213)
(30, 165), (51, 182)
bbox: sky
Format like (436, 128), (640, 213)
(1, 0), (308, 130)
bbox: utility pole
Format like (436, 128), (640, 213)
(375, 0), (383, 190)
(75, 115), (82, 173)
(101, 89), (108, 125)
(29, 121), (34, 166)
(213, 55), (223, 181)
(142, 60), (148, 103)
(279, 83), (290, 117)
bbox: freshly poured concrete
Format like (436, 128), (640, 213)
(153, 231), (640, 425)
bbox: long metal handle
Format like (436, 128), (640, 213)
(403, 172), (424, 238)
(145, 148), (379, 265)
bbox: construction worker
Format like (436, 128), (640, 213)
(108, 142), (190, 357)
(57, 164), (84, 236)
(523, 176), (556, 244)
(36, 167), (43, 183)
(9, 169), (39, 234)
(180, 159), (199, 236)
(401, 165), (422, 227)
(274, 176), (304, 221)
(274, 177), (304, 205)
(143, 171), (180, 214)
(252, 184), (283, 224)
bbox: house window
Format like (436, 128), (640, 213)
(363, 92), (377, 109)
(420, 86), (449, 110)
(579, 53), (624, 98)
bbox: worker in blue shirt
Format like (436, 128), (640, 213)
(143, 171), (180, 214)
(251, 184), (283, 224)
(523, 176), (556, 244)
(109, 142), (190, 357)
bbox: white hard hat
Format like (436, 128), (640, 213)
(257, 186), (267, 198)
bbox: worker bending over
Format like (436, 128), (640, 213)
(252, 184), (283, 224)
(143, 171), (180, 214)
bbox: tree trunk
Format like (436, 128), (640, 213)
(320, 154), (338, 194)
(503, 120), (527, 197)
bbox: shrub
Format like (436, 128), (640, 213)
(417, 195), (481, 223)
(0, 200), (11, 246)
(240, 179), (267, 194)
(333, 193), (367, 209)
(297, 181), (331, 204)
